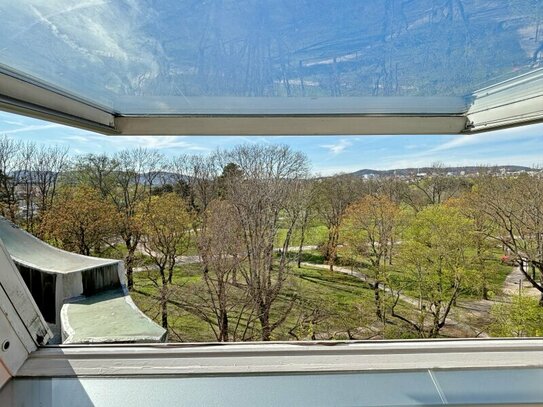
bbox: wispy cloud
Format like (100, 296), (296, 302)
(117, 136), (210, 151)
(61, 134), (210, 153)
(63, 135), (90, 142)
(2, 123), (62, 135)
(320, 139), (352, 155)
(2, 120), (25, 126)
(429, 133), (498, 152)
(429, 124), (543, 153)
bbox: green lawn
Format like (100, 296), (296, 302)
(129, 231), (512, 342)
(275, 225), (328, 247)
(131, 262), (417, 342)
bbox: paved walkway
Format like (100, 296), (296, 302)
(502, 266), (541, 298)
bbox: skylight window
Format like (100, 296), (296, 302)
(1, 2), (543, 403)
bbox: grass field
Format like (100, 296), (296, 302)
(129, 223), (514, 342)
(131, 262), (418, 342)
(275, 225), (328, 248)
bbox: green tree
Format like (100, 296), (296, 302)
(217, 162), (243, 198)
(447, 193), (497, 300)
(341, 194), (402, 320)
(137, 193), (192, 329)
(490, 295), (543, 337)
(391, 205), (475, 338)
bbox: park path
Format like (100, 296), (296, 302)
(502, 266), (541, 298)
(134, 245), (318, 272)
(134, 243), (535, 338)
(454, 265), (542, 329)
(300, 262), (489, 337)
(303, 261), (543, 338)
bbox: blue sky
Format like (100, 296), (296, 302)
(1, 111), (542, 176)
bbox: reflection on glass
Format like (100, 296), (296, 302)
(1, 1), (542, 112)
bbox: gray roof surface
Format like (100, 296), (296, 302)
(61, 289), (166, 344)
(0, 217), (118, 274)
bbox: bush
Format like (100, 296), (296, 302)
(490, 295), (543, 337)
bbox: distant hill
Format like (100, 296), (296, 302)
(350, 166), (534, 178)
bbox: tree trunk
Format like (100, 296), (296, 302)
(373, 281), (382, 320)
(168, 265), (174, 284)
(482, 282), (489, 301)
(160, 269), (168, 329)
(297, 212), (308, 268)
(429, 310), (441, 338)
(219, 309), (229, 342)
(326, 227), (339, 272)
(124, 239), (136, 290)
(259, 303), (271, 341)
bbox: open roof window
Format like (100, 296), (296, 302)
(1, 0), (543, 135)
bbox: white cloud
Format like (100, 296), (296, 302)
(61, 134), (210, 153)
(63, 135), (90, 142)
(320, 139), (353, 155)
(2, 123), (62, 135)
(117, 136), (210, 151)
(2, 120), (25, 126)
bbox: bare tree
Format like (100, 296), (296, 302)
(314, 174), (362, 271)
(407, 163), (469, 211)
(32, 145), (70, 232)
(472, 173), (543, 304)
(219, 144), (309, 341)
(0, 136), (24, 221)
(292, 180), (319, 268)
(170, 154), (220, 216)
(72, 153), (118, 198)
(183, 199), (250, 341)
(112, 148), (165, 289)
(18, 141), (37, 231)
(74, 149), (166, 288)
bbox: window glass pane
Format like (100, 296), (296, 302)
(1, 1), (542, 114)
